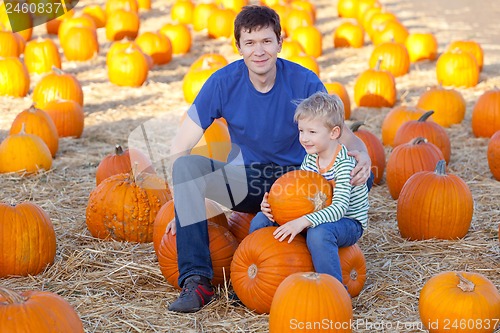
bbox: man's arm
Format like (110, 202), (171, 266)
(339, 125), (371, 186)
(170, 115), (205, 157)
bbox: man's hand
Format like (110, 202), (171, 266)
(261, 192), (274, 221)
(165, 218), (176, 235)
(348, 150), (371, 186)
(273, 217), (311, 243)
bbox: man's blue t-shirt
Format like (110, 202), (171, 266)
(187, 58), (326, 166)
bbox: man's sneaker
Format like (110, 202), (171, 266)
(168, 275), (215, 313)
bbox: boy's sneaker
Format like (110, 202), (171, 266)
(168, 275), (215, 313)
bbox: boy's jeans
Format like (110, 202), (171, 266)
(249, 212), (363, 284)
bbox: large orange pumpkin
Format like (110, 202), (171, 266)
(339, 243), (366, 297)
(0, 202), (56, 277)
(24, 38), (61, 74)
(405, 32), (438, 63)
(157, 221), (238, 289)
(386, 137), (444, 200)
(393, 111), (451, 163)
(487, 130), (500, 181)
(448, 40), (484, 71)
(354, 58), (397, 107)
(269, 272), (353, 332)
(32, 68), (84, 109)
(419, 272), (500, 333)
(230, 227), (314, 314)
(351, 122), (385, 185)
(268, 170), (333, 225)
(107, 46), (149, 87)
(368, 41), (410, 77)
(436, 50), (479, 88)
(0, 287), (84, 332)
(471, 89), (500, 138)
(86, 172), (171, 242)
(397, 160), (473, 240)
(381, 105), (426, 146)
(417, 86), (466, 128)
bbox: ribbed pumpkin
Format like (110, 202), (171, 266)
(106, 40), (143, 67)
(393, 111), (451, 163)
(230, 227), (314, 314)
(405, 32), (438, 63)
(227, 211), (255, 243)
(381, 105), (426, 146)
(291, 25), (322, 58)
(0, 202), (56, 277)
(397, 160), (473, 240)
(9, 105), (59, 157)
(268, 170), (333, 225)
(207, 8), (235, 39)
(419, 272), (500, 333)
(95, 144), (155, 185)
(157, 221), (238, 289)
(354, 58), (397, 107)
(366, 11), (398, 39)
(41, 100), (85, 138)
(0, 31), (20, 57)
(23, 38), (61, 74)
(269, 272), (353, 333)
(105, 9), (140, 41)
(487, 130), (500, 181)
(333, 21), (365, 48)
(339, 243), (366, 297)
(386, 137), (444, 200)
(436, 50), (479, 88)
(32, 68), (84, 109)
(60, 26), (99, 61)
(0, 57), (30, 98)
(135, 32), (173, 66)
(417, 86), (466, 128)
(0, 287), (84, 332)
(152, 199), (228, 253)
(448, 40), (484, 71)
(372, 20), (408, 46)
(107, 46), (149, 87)
(471, 89), (500, 138)
(0, 127), (52, 174)
(351, 122), (385, 185)
(57, 15), (97, 43)
(368, 41), (410, 77)
(324, 82), (351, 120)
(86, 172), (171, 242)
(159, 23), (191, 55)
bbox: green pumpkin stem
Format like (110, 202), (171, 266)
(0, 287), (28, 304)
(418, 110), (434, 122)
(435, 160), (447, 175)
(350, 121), (364, 132)
(456, 273), (475, 292)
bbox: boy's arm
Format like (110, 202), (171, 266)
(339, 125), (371, 186)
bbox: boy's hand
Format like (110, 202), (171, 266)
(273, 217), (311, 243)
(260, 192), (274, 221)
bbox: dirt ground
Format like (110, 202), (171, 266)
(1, 0), (499, 332)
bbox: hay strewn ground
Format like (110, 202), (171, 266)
(1, 0), (499, 332)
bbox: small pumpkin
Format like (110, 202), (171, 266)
(230, 227), (314, 314)
(32, 68), (84, 109)
(57, 15), (96, 43)
(471, 89), (500, 138)
(159, 23), (191, 55)
(107, 46), (149, 87)
(487, 130), (500, 181)
(24, 38), (61, 74)
(368, 41), (410, 77)
(41, 99), (85, 138)
(372, 20), (408, 46)
(0, 30), (20, 57)
(324, 81), (351, 119)
(333, 21), (365, 48)
(0, 57), (30, 98)
(0, 202), (56, 277)
(135, 31), (173, 66)
(170, 0), (195, 25)
(290, 25), (322, 58)
(393, 111), (451, 163)
(381, 105), (426, 146)
(436, 50), (479, 88)
(419, 272), (500, 333)
(279, 39), (305, 60)
(207, 8), (235, 39)
(192, 2), (217, 31)
(397, 160), (473, 240)
(337, 0), (358, 18)
(354, 58), (397, 107)
(60, 26), (99, 62)
(105, 9), (140, 41)
(284, 8), (313, 37)
(339, 243), (366, 297)
(105, 0), (139, 16)
(0, 287), (84, 332)
(386, 137), (444, 200)
(183, 54), (228, 103)
(86, 172), (171, 242)
(416, 86), (466, 128)
(269, 272), (353, 332)
(157, 221), (238, 289)
(268, 170), (333, 225)
(351, 122), (385, 185)
(95, 144), (155, 185)
(405, 32), (438, 63)
(82, 5), (107, 28)
(448, 40), (484, 71)
(287, 53), (320, 76)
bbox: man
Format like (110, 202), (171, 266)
(166, 5), (372, 313)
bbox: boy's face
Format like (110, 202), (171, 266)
(298, 117), (341, 156)
(237, 25), (282, 80)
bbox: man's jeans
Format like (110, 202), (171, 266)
(249, 213), (363, 284)
(172, 155), (299, 287)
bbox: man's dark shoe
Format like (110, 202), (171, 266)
(168, 275), (215, 313)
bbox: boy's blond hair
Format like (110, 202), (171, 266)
(294, 91), (345, 133)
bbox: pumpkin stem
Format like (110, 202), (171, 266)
(411, 137), (428, 145)
(0, 287), (28, 304)
(456, 273), (475, 292)
(51, 65), (64, 75)
(350, 121), (365, 132)
(114, 144), (125, 156)
(434, 160), (446, 175)
(309, 191), (328, 212)
(418, 110), (434, 122)
(350, 269), (358, 281)
(375, 57), (383, 71)
(247, 264), (258, 279)
(19, 122), (27, 135)
(302, 272), (320, 280)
